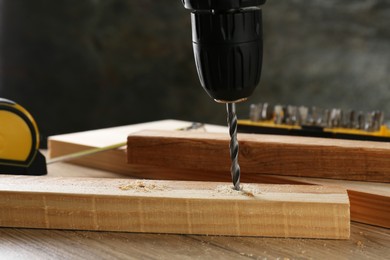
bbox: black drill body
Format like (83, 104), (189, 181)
(182, 0), (266, 102)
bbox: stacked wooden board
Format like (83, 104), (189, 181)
(46, 120), (390, 229)
(0, 118), (381, 237)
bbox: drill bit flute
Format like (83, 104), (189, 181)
(226, 103), (241, 190)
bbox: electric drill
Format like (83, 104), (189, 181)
(181, 0), (266, 190)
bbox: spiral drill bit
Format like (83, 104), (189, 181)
(226, 103), (241, 191)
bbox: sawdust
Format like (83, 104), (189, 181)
(119, 180), (167, 192)
(215, 184), (261, 197)
(242, 190), (255, 197)
(356, 241), (364, 248)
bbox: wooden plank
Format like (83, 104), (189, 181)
(252, 176), (390, 229)
(49, 119), (226, 149)
(48, 122), (390, 228)
(0, 176), (350, 239)
(48, 119), (226, 175)
(127, 130), (390, 182)
(2, 161), (388, 259)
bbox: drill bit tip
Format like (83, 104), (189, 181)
(226, 103), (241, 191)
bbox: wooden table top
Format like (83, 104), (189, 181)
(1, 161), (389, 259)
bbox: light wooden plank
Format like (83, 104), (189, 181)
(271, 176), (390, 228)
(2, 161), (388, 259)
(0, 176), (350, 239)
(49, 119), (226, 148)
(248, 175), (390, 229)
(48, 119), (226, 176)
(127, 130), (390, 182)
(48, 122), (390, 228)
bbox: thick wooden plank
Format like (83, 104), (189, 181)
(48, 122), (390, 228)
(127, 130), (390, 182)
(0, 176), (350, 239)
(2, 163), (387, 260)
(271, 177), (390, 228)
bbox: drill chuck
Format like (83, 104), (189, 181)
(182, 0), (266, 102)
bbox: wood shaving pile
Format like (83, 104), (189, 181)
(215, 184), (261, 197)
(119, 180), (167, 192)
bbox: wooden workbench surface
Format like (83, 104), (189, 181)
(1, 160), (389, 259)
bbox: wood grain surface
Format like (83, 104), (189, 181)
(48, 119), (226, 175)
(0, 176), (350, 239)
(0, 162), (388, 259)
(127, 130), (390, 182)
(272, 176), (390, 229)
(1, 222), (388, 260)
(48, 121), (390, 228)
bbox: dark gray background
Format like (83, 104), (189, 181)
(0, 0), (389, 145)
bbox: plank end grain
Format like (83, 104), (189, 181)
(0, 176), (350, 239)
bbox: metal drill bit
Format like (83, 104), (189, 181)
(226, 103), (241, 191)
